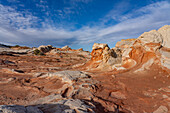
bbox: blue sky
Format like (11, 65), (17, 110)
(0, 0), (170, 51)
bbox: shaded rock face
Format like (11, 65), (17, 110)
(89, 43), (122, 70)
(0, 99), (95, 113)
(0, 105), (43, 113)
(38, 45), (53, 53)
(0, 44), (9, 48)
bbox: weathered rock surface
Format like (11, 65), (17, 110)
(0, 99), (95, 113)
(40, 71), (97, 100)
(39, 99), (95, 113)
(0, 25), (170, 113)
(41, 71), (90, 83)
(153, 105), (168, 113)
(0, 105), (43, 113)
(158, 25), (170, 48)
(38, 45), (53, 53)
(61, 45), (71, 50)
(114, 25), (170, 70)
(0, 47), (32, 54)
(87, 43), (122, 70)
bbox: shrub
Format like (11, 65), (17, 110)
(15, 45), (20, 47)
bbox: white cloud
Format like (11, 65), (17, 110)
(0, 4), (38, 29)
(0, 1), (170, 50)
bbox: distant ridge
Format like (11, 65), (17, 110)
(0, 43), (11, 48)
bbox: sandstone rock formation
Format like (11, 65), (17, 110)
(158, 25), (170, 48)
(0, 105), (43, 113)
(0, 25), (170, 113)
(114, 25), (170, 70)
(0, 99), (95, 113)
(85, 25), (170, 71)
(87, 43), (122, 70)
(39, 71), (97, 100)
(61, 45), (71, 50)
(37, 45), (53, 53)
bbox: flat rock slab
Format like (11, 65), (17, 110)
(0, 99), (95, 113)
(41, 71), (91, 84)
(0, 105), (43, 113)
(39, 99), (95, 113)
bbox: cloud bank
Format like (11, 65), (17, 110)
(0, 1), (170, 50)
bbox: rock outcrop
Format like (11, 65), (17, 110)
(86, 25), (170, 71)
(158, 25), (170, 48)
(0, 99), (95, 113)
(0, 44), (10, 48)
(87, 43), (122, 70)
(61, 45), (71, 50)
(37, 45), (53, 53)
(0, 105), (43, 113)
(40, 71), (97, 100)
(0, 25), (170, 113)
(114, 25), (170, 70)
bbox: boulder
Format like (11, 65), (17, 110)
(115, 39), (136, 49)
(88, 43), (122, 70)
(158, 25), (170, 48)
(92, 43), (108, 50)
(76, 48), (83, 51)
(38, 45), (53, 53)
(0, 105), (43, 113)
(61, 45), (71, 50)
(153, 105), (168, 113)
(138, 30), (163, 44)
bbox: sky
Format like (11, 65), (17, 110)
(0, 0), (170, 51)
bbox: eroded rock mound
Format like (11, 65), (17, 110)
(86, 25), (170, 71)
(115, 25), (170, 70)
(37, 45), (53, 53)
(87, 43), (122, 70)
(61, 45), (71, 50)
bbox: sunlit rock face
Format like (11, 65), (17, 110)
(87, 25), (170, 71)
(87, 43), (122, 70)
(158, 25), (170, 49)
(116, 25), (170, 70)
